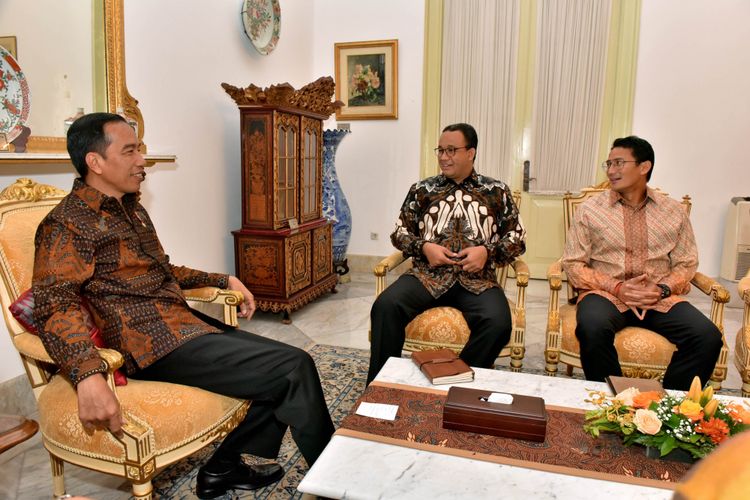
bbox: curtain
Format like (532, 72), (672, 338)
(531, 0), (612, 191)
(439, 0), (520, 184)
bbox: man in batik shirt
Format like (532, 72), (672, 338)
(562, 136), (722, 390)
(367, 123), (525, 383)
(33, 113), (333, 498)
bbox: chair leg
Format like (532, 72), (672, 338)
(131, 480), (153, 500)
(49, 453), (65, 498)
(566, 364), (574, 377)
(544, 348), (559, 376)
(509, 346), (524, 372)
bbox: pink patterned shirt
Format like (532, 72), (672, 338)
(561, 188), (697, 313)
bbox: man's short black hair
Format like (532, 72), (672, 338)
(67, 112), (126, 178)
(611, 135), (655, 181)
(442, 123), (478, 152)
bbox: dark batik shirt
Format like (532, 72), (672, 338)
(392, 171), (525, 298)
(32, 179), (228, 386)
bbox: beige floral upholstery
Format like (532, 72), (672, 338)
(734, 270), (750, 397)
(545, 184), (730, 388)
(0, 178), (249, 500)
(373, 192), (528, 370)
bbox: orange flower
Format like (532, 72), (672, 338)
(696, 417), (730, 444)
(632, 391), (662, 409)
(726, 403), (750, 423)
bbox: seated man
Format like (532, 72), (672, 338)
(367, 123), (526, 383)
(561, 135), (722, 390)
(32, 113), (334, 499)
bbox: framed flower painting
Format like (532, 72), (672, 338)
(334, 39), (398, 120)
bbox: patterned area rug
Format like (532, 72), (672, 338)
(151, 344), (368, 499)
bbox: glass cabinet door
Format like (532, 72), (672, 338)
(275, 112), (299, 227)
(300, 116), (321, 222)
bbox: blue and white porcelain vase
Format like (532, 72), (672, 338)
(322, 128), (352, 276)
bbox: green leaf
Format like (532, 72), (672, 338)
(660, 436), (676, 456)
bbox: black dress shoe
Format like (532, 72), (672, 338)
(196, 461), (284, 499)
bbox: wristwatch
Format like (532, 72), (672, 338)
(657, 284), (672, 299)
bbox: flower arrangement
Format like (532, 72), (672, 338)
(349, 64), (382, 104)
(583, 377), (749, 459)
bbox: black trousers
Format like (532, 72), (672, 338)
(368, 274), (512, 383)
(575, 294), (723, 390)
(131, 311), (334, 466)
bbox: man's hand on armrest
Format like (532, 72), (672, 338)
(227, 275), (256, 320)
(76, 373), (123, 437)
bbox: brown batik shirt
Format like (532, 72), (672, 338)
(392, 171), (526, 298)
(562, 188), (697, 313)
(32, 179), (229, 386)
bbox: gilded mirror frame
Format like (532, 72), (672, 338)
(26, 0), (145, 153)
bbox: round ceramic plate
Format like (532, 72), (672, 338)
(242, 0), (281, 56)
(0, 46), (31, 143)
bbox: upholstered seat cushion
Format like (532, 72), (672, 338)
(559, 304), (676, 366)
(37, 375), (246, 462)
(405, 303), (517, 351)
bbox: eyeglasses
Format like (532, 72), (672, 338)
(434, 146), (469, 157)
(601, 159), (639, 171)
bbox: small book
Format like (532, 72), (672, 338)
(606, 376), (664, 396)
(411, 348), (474, 385)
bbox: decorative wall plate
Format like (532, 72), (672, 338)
(0, 46), (31, 143)
(241, 0), (281, 56)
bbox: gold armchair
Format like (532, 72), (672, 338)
(544, 185), (730, 388)
(735, 269), (750, 397)
(0, 178), (249, 500)
(372, 192), (529, 370)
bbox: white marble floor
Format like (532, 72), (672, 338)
(0, 272), (744, 499)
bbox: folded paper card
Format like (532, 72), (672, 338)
(443, 386), (548, 442)
(410, 348), (474, 385)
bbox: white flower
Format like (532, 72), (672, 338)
(615, 387), (640, 406)
(633, 409), (662, 435)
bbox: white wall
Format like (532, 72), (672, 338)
(632, 0), (750, 276)
(312, 0), (426, 256)
(124, 0), (315, 274)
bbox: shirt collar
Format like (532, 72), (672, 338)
(438, 169), (479, 187)
(72, 178), (139, 213)
(607, 186), (660, 207)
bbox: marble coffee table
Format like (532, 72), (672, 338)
(298, 357), (723, 499)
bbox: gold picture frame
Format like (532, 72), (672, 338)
(0, 36), (18, 58)
(334, 39), (398, 120)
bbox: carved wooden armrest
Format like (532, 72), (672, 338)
(374, 251), (409, 296)
(374, 251), (408, 277)
(691, 272), (730, 304)
(738, 274), (750, 303)
(183, 287), (244, 327)
(546, 260), (563, 290)
(183, 287), (244, 305)
(12, 332), (54, 364)
(510, 258), (529, 287)
(97, 348), (125, 372)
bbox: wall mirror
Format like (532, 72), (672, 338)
(0, 0), (144, 153)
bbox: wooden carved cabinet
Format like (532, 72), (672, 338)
(223, 77), (342, 322)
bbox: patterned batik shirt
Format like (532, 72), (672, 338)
(392, 171), (526, 298)
(32, 179), (229, 386)
(561, 188), (697, 313)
